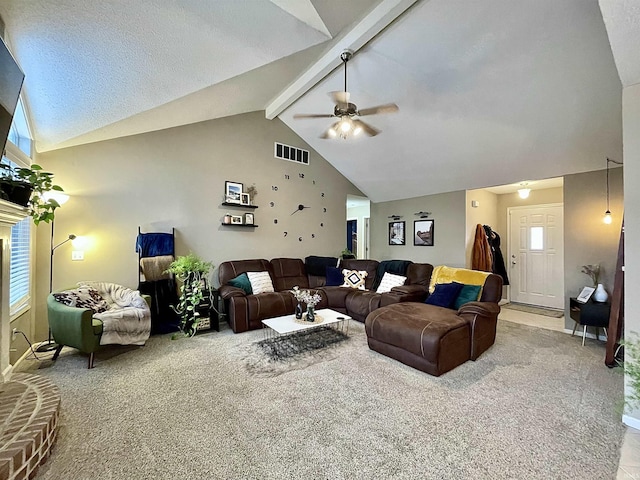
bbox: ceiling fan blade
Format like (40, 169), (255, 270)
(357, 103), (399, 116)
(293, 113), (335, 119)
(329, 91), (350, 106)
(353, 119), (380, 137)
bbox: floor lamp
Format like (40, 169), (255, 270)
(37, 192), (73, 352)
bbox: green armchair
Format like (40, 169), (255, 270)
(47, 290), (152, 369)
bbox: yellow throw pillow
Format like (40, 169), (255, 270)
(429, 266), (490, 293)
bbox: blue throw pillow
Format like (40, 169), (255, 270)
(425, 282), (464, 308)
(325, 266), (343, 286)
(453, 284), (482, 310)
(227, 272), (252, 294)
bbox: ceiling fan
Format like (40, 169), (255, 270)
(293, 50), (399, 139)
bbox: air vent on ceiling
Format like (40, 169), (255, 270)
(275, 142), (309, 165)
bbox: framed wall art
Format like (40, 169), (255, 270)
(414, 220), (434, 246)
(240, 193), (251, 205)
(388, 221), (405, 245)
(230, 215), (243, 225)
(576, 286), (595, 304)
(244, 213), (254, 225)
(225, 181), (243, 204)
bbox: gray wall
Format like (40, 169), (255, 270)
(33, 111), (361, 340)
(563, 167), (623, 330)
(370, 191), (466, 266)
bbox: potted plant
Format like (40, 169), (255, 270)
(0, 163), (65, 225)
(165, 253), (213, 338)
(341, 248), (355, 259)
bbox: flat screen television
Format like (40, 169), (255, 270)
(0, 36), (24, 156)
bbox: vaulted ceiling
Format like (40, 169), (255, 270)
(0, 0), (628, 202)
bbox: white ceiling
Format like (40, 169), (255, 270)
(0, 0), (629, 203)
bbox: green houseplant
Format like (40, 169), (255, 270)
(165, 253), (213, 338)
(0, 163), (65, 224)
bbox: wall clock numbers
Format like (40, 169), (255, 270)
(270, 202), (275, 207)
(298, 236), (303, 241)
(284, 231), (288, 237)
(299, 173), (305, 179)
(321, 192), (325, 197)
(274, 219), (278, 224)
(284, 174), (290, 180)
(272, 185), (278, 191)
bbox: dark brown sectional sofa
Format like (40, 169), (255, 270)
(218, 257), (433, 333)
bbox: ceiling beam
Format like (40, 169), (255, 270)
(265, 0), (420, 120)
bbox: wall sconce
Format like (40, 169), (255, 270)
(414, 211), (431, 218)
(387, 214), (402, 220)
(604, 157), (623, 224)
(517, 183), (531, 199)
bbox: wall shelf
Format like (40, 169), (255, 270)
(221, 224), (258, 228)
(221, 202), (258, 209)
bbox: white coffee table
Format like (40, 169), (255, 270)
(261, 308), (351, 339)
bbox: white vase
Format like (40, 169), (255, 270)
(593, 283), (608, 303)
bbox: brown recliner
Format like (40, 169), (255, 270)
(365, 269), (503, 376)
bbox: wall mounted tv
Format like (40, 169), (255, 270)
(0, 36), (25, 156)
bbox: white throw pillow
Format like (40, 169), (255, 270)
(342, 269), (367, 290)
(375, 272), (407, 293)
(246, 271), (275, 294)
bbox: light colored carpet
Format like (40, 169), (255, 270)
(502, 302), (565, 318)
(23, 320), (624, 480)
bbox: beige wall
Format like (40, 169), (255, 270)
(33, 111), (361, 341)
(465, 189), (498, 268)
(623, 84), (640, 426)
(370, 191), (466, 266)
(495, 187), (564, 243)
(563, 168), (623, 330)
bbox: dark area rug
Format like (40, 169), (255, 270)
(502, 302), (564, 317)
(243, 326), (350, 377)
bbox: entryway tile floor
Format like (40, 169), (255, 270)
(498, 308), (639, 478)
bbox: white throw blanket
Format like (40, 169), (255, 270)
(77, 281), (151, 346)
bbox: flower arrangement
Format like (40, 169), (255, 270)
(581, 264), (600, 286)
(290, 286), (321, 307)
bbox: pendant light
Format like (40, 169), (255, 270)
(604, 158), (622, 225)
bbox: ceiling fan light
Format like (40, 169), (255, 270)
(353, 125), (362, 136)
(340, 118), (352, 133)
(327, 127), (337, 137)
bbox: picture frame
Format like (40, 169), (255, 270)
(240, 193), (251, 206)
(244, 213), (254, 225)
(230, 215), (243, 225)
(576, 286), (596, 304)
(388, 221), (405, 245)
(414, 220), (434, 246)
(225, 181), (243, 204)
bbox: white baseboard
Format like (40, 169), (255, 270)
(562, 328), (607, 341)
(5, 342), (44, 380)
(623, 414), (640, 431)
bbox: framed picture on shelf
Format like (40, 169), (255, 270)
(240, 193), (251, 206)
(230, 215), (243, 225)
(388, 221), (405, 245)
(576, 286), (596, 303)
(414, 219), (434, 246)
(225, 181), (243, 204)
(244, 213), (254, 225)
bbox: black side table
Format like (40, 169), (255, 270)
(569, 297), (610, 346)
(195, 289), (221, 333)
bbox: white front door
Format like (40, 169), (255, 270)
(508, 204), (564, 309)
